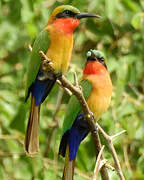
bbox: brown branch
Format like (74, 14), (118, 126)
(56, 80), (72, 96)
(44, 88), (64, 157)
(92, 145), (105, 180)
(105, 163), (115, 171)
(39, 50), (126, 180)
(96, 124), (125, 180)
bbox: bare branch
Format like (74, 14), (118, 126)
(73, 72), (79, 87)
(57, 80), (72, 96)
(39, 50), (126, 180)
(111, 130), (126, 140)
(96, 123), (125, 180)
(105, 163), (115, 171)
(92, 145), (105, 180)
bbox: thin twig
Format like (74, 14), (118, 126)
(111, 130), (126, 140)
(92, 145), (105, 180)
(128, 82), (144, 99)
(44, 88), (64, 157)
(97, 124), (125, 180)
(123, 144), (132, 175)
(57, 80), (72, 96)
(73, 72), (79, 87)
(105, 163), (115, 171)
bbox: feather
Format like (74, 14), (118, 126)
(59, 114), (90, 180)
(25, 97), (40, 155)
(62, 145), (75, 180)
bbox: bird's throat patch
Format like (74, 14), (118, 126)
(53, 18), (80, 34)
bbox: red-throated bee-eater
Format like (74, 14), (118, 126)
(59, 49), (113, 180)
(25, 5), (100, 155)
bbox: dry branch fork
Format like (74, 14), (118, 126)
(38, 50), (126, 180)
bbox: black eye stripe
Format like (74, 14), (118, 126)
(63, 10), (75, 16)
(56, 10), (76, 19)
(99, 57), (104, 61)
(63, 10), (70, 14)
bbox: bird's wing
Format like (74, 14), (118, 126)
(25, 29), (50, 100)
(62, 79), (92, 134)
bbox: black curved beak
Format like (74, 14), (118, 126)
(76, 13), (100, 19)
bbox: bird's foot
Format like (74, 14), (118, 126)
(87, 111), (95, 120)
(39, 51), (54, 72)
(55, 72), (62, 79)
(41, 59), (54, 72)
(38, 72), (56, 81)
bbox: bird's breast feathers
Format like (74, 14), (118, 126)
(85, 72), (113, 120)
(45, 25), (73, 73)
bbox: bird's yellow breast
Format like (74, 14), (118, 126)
(85, 72), (113, 121)
(46, 26), (73, 73)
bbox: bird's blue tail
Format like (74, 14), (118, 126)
(59, 113), (90, 180)
(25, 71), (56, 155)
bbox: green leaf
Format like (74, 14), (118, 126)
(131, 13), (144, 30)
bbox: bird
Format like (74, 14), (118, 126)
(59, 49), (113, 180)
(24, 5), (100, 155)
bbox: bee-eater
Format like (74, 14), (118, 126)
(59, 49), (113, 180)
(25, 5), (100, 155)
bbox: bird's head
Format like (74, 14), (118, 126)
(48, 5), (100, 34)
(84, 49), (107, 75)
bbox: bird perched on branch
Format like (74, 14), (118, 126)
(24, 5), (100, 155)
(59, 49), (113, 180)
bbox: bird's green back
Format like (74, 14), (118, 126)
(25, 29), (50, 99)
(62, 79), (92, 134)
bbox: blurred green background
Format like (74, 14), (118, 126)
(0, 0), (144, 179)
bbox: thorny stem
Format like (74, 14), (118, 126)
(96, 124), (126, 180)
(92, 145), (105, 180)
(39, 50), (126, 180)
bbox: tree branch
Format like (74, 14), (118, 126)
(92, 145), (105, 180)
(38, 50), (125, 180)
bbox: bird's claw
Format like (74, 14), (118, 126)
(55, 72), (62, 79)
(41, 58), (53, 72)
(87, 111), (95, 120)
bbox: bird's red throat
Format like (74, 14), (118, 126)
(83, 61), (107, 75)
(53, 18), (80, 34)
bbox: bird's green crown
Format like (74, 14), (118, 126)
(86, 49), (104, 60)
(51, 5), (80, 18)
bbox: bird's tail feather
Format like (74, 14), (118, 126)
(25, 96), (40, 155)
(62, 145), (75, 180)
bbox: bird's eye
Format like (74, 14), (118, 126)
(63, 10), (71, 15)
(62, 10), (76, 17)
(99, 57), (104, 62)
(98, 57), (107, 68)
